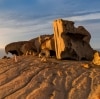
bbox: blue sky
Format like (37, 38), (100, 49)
(0, 0), (100, 49)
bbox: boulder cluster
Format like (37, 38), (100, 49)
(5, 19), (94, 61)
(5, 35), (53, 57)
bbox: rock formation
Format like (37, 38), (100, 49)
(29, 37), (41, 54)
(40, 34), (55, 57)
(21, 41), (37, 56)
(5, 19), (94, 61)
(53, 19), (93, 60)
(69, 33), (94, 60)
(39, 48), (50, 58)
(5, 41), (28, 56)
(92, 51), (100, 65)
(29, 34), (54, 55)
(5, 34), (53, 57)
(40, 34), (54, 51)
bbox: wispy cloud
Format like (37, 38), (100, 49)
(0, 11), (54, 48)
(64, 13), (100, 21)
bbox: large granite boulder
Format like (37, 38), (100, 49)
(53, 19), (93, 60)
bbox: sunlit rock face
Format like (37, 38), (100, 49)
(53, 19), (93, 60)
(92, 52), (100, 65)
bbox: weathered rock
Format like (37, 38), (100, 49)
(5, 19), (94, 61)
(29, 34), (53, 54)
(29, 34), (53, 43)
(39, 48), (50, 58)
(21, 41), (37, 56)
(88, 85), (100, 99)
(75, 26), (91, 43)
(92, 52), (100, 65)
(5, 35), (53, 57)
(53, 19), (93, 60)
(0, 56), (100, 99)
(69, 33), (94, 60)
(29, 37), (41, 54)
(40, 34), (55, 51)
(40, 34), (56, 57)
(5, 41), (28, 56)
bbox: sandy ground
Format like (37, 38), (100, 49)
(0, 55), (100, 99)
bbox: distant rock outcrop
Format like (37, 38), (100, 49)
(53, 19), (93, 60)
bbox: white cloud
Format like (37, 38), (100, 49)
(64, 13), (100, 21)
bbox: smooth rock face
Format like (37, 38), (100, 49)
(53, 19), (93, 60)
(0, 56), (100, 99)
